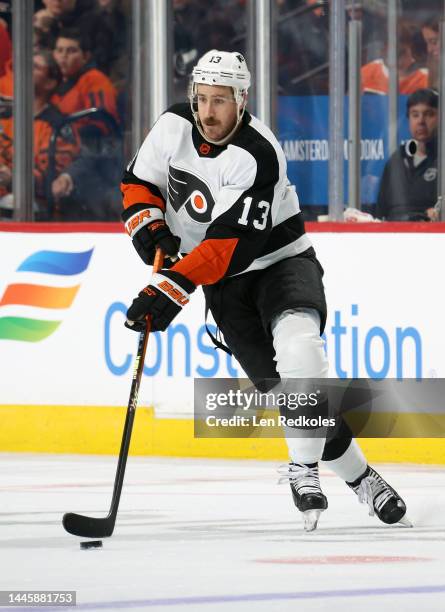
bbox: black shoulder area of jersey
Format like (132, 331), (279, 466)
(230, 112), (278, 164)
(163, 103), (194, 124)
(229, 112), (280, 184)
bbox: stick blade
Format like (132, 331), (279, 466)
(62, 512), (115, 538)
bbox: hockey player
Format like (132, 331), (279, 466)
(121, 50), (410, 531)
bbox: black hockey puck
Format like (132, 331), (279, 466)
(80, 540), (103, 549)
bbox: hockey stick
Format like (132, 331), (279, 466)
(62, 249), (164, 538)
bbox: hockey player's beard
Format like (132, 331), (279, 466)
(202, 118), (238, 143)
(196, 114), (241, 146)
(202, 120), (223, 141)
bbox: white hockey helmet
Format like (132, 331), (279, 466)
(190, 50), (251, 144)
(191, 50), (251, 104)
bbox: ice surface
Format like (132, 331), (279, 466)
(1, 454), (445, 612)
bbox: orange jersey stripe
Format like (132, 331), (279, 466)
(121, 182), (166, 211)
(0, 284), (80, 309)
(171, 238), (239, 286)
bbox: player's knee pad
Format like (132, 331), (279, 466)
(271, 308), (328, 378)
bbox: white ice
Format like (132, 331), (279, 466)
(1, 454), (445, 612)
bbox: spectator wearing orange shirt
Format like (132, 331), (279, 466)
(0, 50), (80, 219)
(51, 27), (119, 121)
(361, 24), (428, 95)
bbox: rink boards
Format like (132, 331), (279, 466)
(1, 222), (444, 463)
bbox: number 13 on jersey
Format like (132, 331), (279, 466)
(237, 197), (270, 230)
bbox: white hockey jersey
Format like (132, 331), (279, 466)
(121, 103), (311, 287)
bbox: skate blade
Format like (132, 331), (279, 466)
(398, 515), (413, 528)
(303, 509), (323, 532)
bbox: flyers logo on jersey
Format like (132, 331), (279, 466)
(168, 165), (215, 223)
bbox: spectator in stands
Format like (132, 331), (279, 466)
(33, 0), (87, 50)
(0, 17), (11, 78)
(422, 17), (440, 61)
(421, 17), (440, 89)
(215, 0), (246, 40)
(34, 1), (120, 76)
(172, 0), (200, 102)
(0, 57), (12, 97)
(376, 88), (438, 221)
(278, 0), (329, 95)
(51, 27), (119, 121)
(173, 0), (206, 35)
(33, 0), (66, 26)
(49, 120), (123, 221)
(0, 50), (80, 220)
(195, 14), (238, 58)
(34, 9), (60, 52)
(89, 0), (129, 86)
(361, 24), (428, 95)
(346, 0), (387, 64)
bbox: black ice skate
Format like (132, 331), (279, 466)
(278, 462), (328, 532)
(347, 465), (412, 527)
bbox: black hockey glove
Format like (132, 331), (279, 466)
(122, 204), (180, 265)
(125, 270), (195, 332)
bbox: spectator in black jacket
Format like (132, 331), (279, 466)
(376, 88), (439, 221)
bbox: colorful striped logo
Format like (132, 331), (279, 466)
(0, 249), (93, 342)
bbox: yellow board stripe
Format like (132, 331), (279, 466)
(1, 405), (445, 464)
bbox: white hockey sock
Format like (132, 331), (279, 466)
(272, 308), (329, 465)
(321, 438), (367, 482)
(285, 436), (327, 465)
